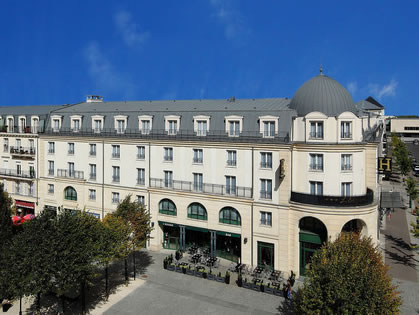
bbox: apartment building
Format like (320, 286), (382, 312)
(0, 74), (384, 276)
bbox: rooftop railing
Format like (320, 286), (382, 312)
(41, 127), (290, 144)
(290, 188), (374, 207)
(150, 177), (252, 198)
(0, 125), (41, 134)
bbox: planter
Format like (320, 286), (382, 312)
(215, 276), (225, 283)
(207, 273), (216, 280)
(167, 264), (175, 271)
(264, 286), (275, 295)
(242, 281), (252, 289)
(194, 271), (204, 278)
(251, 283), (261, 292)
(175, 266), (183, 273)
(186, 269), (195, 276)
(273, 289), (283, 296)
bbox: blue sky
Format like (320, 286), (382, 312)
(0, 0), (417, 115)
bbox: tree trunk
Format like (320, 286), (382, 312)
(125, 258), (128, 282)
(133, 249), (136, 280)
(36, 292), (41, 312)
(60, 295), (65, 314)
(81, 279), (86, 315)
(105, 265), (109, 299)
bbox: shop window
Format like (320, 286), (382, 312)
(159, 198), (176, 216)
(219, 207), (241, 225)
(187, 203), (207, 220)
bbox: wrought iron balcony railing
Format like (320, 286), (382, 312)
(57, 169), (84, 180)
(150, 177), (252, 198)
(10, 146), (36, 155)
(290, 188), (374, 207)
(0, 168), (35, 179)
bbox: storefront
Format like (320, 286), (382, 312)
(15, 200), (35, 216)
(257, 242), (274, 269)
(159, 221), (241, 262)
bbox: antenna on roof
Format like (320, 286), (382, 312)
(319, 65), (324, 76)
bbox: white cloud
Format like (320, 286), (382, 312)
(347, 81), (358, 95)
(368, 79), (398, 99)
(114, 10), (150, 47)
(83, 41), (136, 97)
(209, 0), (248, 40)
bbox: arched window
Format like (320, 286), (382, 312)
(64, 186), (77, 201)
(187, 203), (207, 220)
(219, 207), (241, 225)
(159, 199), (176, 216)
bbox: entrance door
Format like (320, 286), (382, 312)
(257, 242), (274, 269)
(162, 225), (180, 250)
(300, 243), (318, 275)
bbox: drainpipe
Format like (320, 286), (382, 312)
(101, 139), (104, 219)
(36, 135), (40, 213)
(251, 147), (254, 267)
(148, 142), (151, 248)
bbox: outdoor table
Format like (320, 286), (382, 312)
(270, 270), (281, 280)
(206, 257), (216, 266)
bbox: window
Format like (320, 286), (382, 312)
(15, 182), (21, 194)
(260, 211), (272, 226)
(89, 189), (96, 200)
(137, 168), (145, 185)
(29, 166), (35, 178)
(112, 166), (120, 183)
(260, 179), (272, 199)
(341, 182), (352, 196)
(227, 150), (237, 166)
(112, 192), (120, 203)
(341, 121), (352, 139)
(116, 120), (125, 134)
(168, 120), (177, 135)
(29, 139), (34, 150)
(48, 184), (54, 194)
(3, 138), (8, 152)
(309, 154), (324, 171)
(219, 207), (241, 225)
(89, 144), (96, 156)
(263, 121), (275, 137)
(196, 121), (207, 136)
(16, 139), (21, 148)
(141, 120), (151, 134)
(137, 195), (145, 205)
(137, 146), (145, 159)
(193, 149), (203, 164)
(31, 118), (39, 133)
(164, 147), (173, 161)
(89, 164), (97, 180)
(228, 121), (240, 137)
(53, 119), (60, 131)
(73, 119), (80, 132)
(16, 164), (21, 175)
(164, 170), (173, 188)
(64, 186), (77, 201)
(18, 118), (25, 133)
(188, 203), (207, 220)
(310, 181), (323, 196)
(260, 152), (272, 168)
(2, 180), (7, 192)
(48, 160), (54, 176)
(93, 119), (102, 133)
(68, 162), (75, 176)
(193, 173), (203, 191)
(48, 142), (55, 154)
(28, 183), (34, 196)
(225, 176), (236, 195)
(68, 143), (74, 155)
(159, 199), (176, 215)
(112, 145), (120, 158)
(7, 117), (14, 132)
(310, 121), (324, 139)
(341, 154), (352, 171)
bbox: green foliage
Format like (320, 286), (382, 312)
(0, 183), (13, 248)
(294, 233), (402, 315)
(102, 213), (132, 261)
(391, 135), (412, 176)
(114, 195), (153, 248)
(411, 215), (419, 239)
(405, 177), (419, 206)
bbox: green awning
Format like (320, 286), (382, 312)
(216, 231), (241, 238)
(299, 231), (322, 244)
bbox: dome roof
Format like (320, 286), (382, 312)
(289, 74), (357, 116)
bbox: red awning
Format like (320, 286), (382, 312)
(15, 200), (35, 209)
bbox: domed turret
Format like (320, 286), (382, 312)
(289, 74), (357, 116)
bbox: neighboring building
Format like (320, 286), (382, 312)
(0, 73), (384, 277)
(387, 117), (419, 140)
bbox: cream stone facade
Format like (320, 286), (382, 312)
(0, 73), (385, 277)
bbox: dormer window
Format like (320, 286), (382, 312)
(193, 115), (210, 136)
(18, 116), (26, 133)
(31, 116), (39, 134)
(225, 115), (243, 137)
(70, 115), (82, 132)
(114, 115), (127, 134)
(341, 121), (352, 139)
(51, 115), (62, 132)
(309, 121), (323, 139)
(138, 115), (153, 135)
(6, 116), (14, 133)
(259, 116), (278, 138)
(91, 115), (104, 133)
(165, 115), (180, 135)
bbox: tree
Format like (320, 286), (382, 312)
(0, 183), (13, 248)
(294, 233), (402, 314)
(391, 135), (412, 176)
(405, 177), (418, 209)
(114, 195), (153, 280)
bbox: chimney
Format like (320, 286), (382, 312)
(86, 95), (104, 103)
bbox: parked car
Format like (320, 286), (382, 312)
(413, 139), (419, 145)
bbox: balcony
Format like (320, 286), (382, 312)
(57, 169), (84, 180)
(150, 177), (252, 198)
(290, 188), (374, 207)
(0, 168), (35, 180)
(0, 125), (40, 134)
(10, 146), (36, 157)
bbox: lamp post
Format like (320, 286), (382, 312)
(19, 296), (22, 315)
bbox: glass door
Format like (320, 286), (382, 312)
(257, 242), (274, 269)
